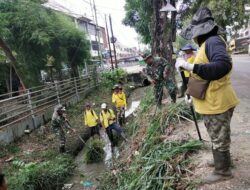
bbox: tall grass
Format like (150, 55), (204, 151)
(7, 153), (75, 190)
(99, 89), (203, 190)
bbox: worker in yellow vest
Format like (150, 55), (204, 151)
(100, 103), (127, 147)
(178, 44), (196, 98)
(176, 7), (239, 184)
(112, 85), (127, 126)
(83, 103), (100, 138)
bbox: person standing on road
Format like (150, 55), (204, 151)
(176, 7), (240, 184)
(143, 53), (177, 106)
(178, 44), (196, 98)
(99, 103), (127, 147)
(112, 85), (127, 126)
(51, 104), (76, 153)
(83, 103), (100, 138)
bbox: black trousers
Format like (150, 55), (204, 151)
(89, 125), (100, 137)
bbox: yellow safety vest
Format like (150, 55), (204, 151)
(191, 41), (239, 114)
(84, 110), (98, 127)
(112, 92), (127, 108)
(100, 109), (116, 128)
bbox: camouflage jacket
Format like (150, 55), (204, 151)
(51, 113), (70, 129)
(145, 57), (174, 82)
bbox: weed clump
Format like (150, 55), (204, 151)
(84, 138), (105, 163)
(6, 154), (75, 190)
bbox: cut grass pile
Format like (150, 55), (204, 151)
(84, 138), (105, 164)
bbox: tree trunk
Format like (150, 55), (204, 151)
(151, 0), (177, 81)
(151, 0), (162, 55)
(0, 38), (26, 90)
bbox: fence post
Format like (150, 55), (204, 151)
(27, 89), (37, 129)
(54, 81), (61, 104)
(74, 77), (80, 101)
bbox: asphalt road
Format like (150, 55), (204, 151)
(231, 54), (250, 100)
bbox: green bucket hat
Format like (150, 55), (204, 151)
(180, 7), (225, 40)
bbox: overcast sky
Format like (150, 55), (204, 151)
(49, 0), (139, 48)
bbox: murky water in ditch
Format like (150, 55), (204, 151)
(64, 87), (146, 190)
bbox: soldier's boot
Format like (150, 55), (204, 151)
(202, 150), (233, 184)
(207, 159), (215, 167)
(207, 149), (233, 167)
(59, 145), (66, 153)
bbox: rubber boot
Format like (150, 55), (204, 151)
(207, 149), (233, 167)
(59, 145), (66, 153)
(202, 150), (233, 184)
(207, 159), (215, 167)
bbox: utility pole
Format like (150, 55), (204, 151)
(92, 0), (103, 66)
(105, 14), (114, 70)
(109, 14), (118, 68)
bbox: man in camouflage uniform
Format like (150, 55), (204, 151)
(51, 104), (75, 153)
(143, 54), (177, 106)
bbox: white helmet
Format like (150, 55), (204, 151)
(101, 103), (107, 109)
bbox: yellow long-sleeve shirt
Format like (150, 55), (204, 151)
(84, 109), (98, 127)
(99, 109), (116, 128)
(112, 92), (127, 108)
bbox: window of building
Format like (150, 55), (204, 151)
(88, 24), (96, 35)
(91, 41), (99, 51)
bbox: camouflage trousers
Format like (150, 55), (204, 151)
(203, 108), (234, 152)
(52, 127), (66, 147)
(154, 80), (177, 105)
(116, 107), (125, 126)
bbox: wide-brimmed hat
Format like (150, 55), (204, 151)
(180, 44), (196, 51)
(54, 104), (66, 112)
(180, 7), (224, 40)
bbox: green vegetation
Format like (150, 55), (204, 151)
(124, 0), (249, 45)
(139, 87), (155, 113)
(180, 0), (250, 31)
(99, 89), (203, 190)
(0, 0), (90, 87)
(5, 152), (75, 190)
(84, 138), (105, 164)
(123, 0), (153, 44)
(101, 68), (127, 88)
(0, 143), (21, 158)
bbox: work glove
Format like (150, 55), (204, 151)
(175, 60), (194, 72)
(185, 95), (193, 106)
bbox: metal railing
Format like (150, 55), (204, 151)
(0, 70), (98, 130)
